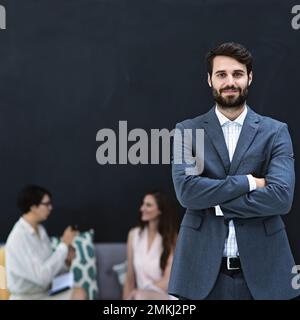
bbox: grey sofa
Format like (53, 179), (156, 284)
(94, 243), (127, 300)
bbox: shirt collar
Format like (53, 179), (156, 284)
(215, 105), (248, 127)
(19, 217), (38, 235)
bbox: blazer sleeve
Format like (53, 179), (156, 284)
(172, 122), (250, 210)
(220, 124), (295, 219)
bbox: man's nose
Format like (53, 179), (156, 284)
(225, 75), (235, 86)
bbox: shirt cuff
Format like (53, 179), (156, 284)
(214, 205), (224, 216)
(247, 174), (257, 192)
(56, 242), (68, 258)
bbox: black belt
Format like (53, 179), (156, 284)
(220, 257), (242, 276)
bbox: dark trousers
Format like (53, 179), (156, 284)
(179, 271), (253, 300)
(205, 271), (253, 300)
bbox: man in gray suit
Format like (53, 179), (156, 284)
(169, 42), (299, 300)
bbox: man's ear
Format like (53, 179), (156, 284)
(248, 71), (253, 86)
(207, 73), (212, 87)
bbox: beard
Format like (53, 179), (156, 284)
(212, 85), (249, 108)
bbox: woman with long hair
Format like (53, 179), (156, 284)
(123, 191), (180, 300)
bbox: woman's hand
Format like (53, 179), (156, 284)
(61, 226), (78, 246)
(65, 245), (76, 267)
(125, 289), (138, 300)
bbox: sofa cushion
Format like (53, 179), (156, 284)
(94, 243), (126, 300)
(112, 260), (127, 287)
(51, 230), (98, 300)
(0, 247), (10, 300)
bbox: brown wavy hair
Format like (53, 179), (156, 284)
(138, 191), (180, 272)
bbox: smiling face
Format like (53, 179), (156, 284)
(31, 194), (53, 223)
(207, 55), (252, 108)
(140, 194), (161, 222)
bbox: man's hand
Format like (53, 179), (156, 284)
(65, 245), (76, 267)
(253, 177), (267, 189)
(62, 226), (79, 246)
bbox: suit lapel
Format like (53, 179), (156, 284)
(202, 107), (231, 174)
(228, 107), (260, 175)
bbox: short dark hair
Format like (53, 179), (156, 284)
(206, 42), (253, 76)
(17, 185), (52, 214)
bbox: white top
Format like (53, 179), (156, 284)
(5, 217), (68, 299)
(132, 227), (164, 291)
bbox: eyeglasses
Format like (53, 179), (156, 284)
(39, 201), (52, 207)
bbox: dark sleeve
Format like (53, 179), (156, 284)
(220, 124), (295, 219)
(172, 122), (250, 210)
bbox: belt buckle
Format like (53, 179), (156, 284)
(227, 256), (240, 270)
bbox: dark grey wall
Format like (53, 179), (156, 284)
(0, 0), (299, 263)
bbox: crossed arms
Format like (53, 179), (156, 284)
(172, 123), (295, 219)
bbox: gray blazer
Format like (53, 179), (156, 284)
(168, 106), (298, 300)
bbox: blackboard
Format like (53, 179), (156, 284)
(0, 0), (299, 264)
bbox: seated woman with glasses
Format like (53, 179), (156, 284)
(123, 191), (180, 300)
(5, 185), (86, 300)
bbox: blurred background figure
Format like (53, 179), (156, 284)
(123, 191), (180, 300)
(5, 185), (86, 300)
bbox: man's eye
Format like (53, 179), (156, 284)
(217, 73), (226, 78)
(233, 73), (243, 78)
